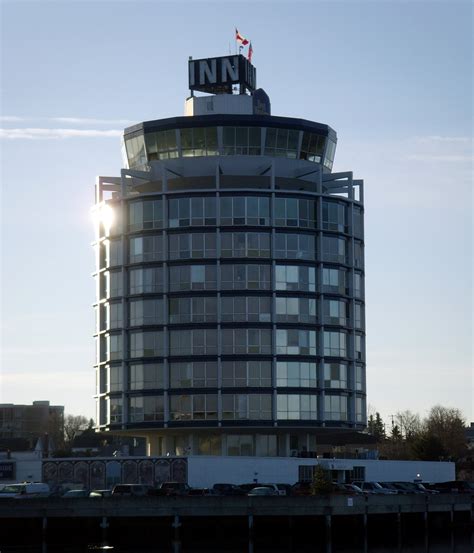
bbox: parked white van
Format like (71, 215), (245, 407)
(0, 482), (50, 498)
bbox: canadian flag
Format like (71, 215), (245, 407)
(235, 28), (249, 46)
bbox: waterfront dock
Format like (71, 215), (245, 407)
(1, 495), (472, 552)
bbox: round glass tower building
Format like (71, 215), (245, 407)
(93, 54), (366, 457)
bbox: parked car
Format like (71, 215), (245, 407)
(352, 481), (397, 495)
(290, 482), (312, 496)
(212, 483), (246, 496)
(89, 489), (112, 498)
(62, 489), (90, 498)
(333, 483), (364, 495)
(414, 483), (439, 494)
(377, 482), (400, 494)
(187, 487), (217, 496)
(275, 483), (293, 496)
(430, 481), (474, 494)
(157, 482), (191, 496)
(391, 482), (425, 494)
(0, 482), (50, 498)
(247, 486), (278, 496)
(239, 483), (261, 493)
(111, 484), (153, 497)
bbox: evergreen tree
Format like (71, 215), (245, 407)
(367, 411), (385, 441)
(311, 465), (333, 495)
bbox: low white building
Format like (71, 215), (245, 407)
(187, 456), (455, 488)
(5, 454), (455, 489)
(0, 451), (42, 485)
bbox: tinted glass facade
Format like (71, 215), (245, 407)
(95, 112), (365, 457)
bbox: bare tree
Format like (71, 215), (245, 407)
(425, 405), (466, 459)
(63, 414), (89, 446)
(395, 410), (423, 440)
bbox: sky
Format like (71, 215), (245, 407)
(0, 0), (472, 427)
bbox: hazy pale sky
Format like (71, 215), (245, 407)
(1, 0), (472, 425)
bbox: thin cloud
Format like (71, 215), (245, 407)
(0, 116), (134, 125)
(53, 117), (134, 125)
(0, 128), (122, 139)
(416, 135), (471, 144)
(407, 154), (473, 162)
(0, 116), (25, 122)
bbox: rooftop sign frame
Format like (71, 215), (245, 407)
(188, 54), (256, 95)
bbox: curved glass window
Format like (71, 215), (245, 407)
(277, 394), (318, 420)
(107, 302), (123, 330)
(169, 264), (217, 291)
(221, 264), (271, 290)
(275, 297), (316, 324)
(130, 330), (164, 358)
(322, 202), (346, 232)
(129, 200), (163, 232)
(324, 395), (348, 421)
(144, 130), (178, 161)
(356, 396), (365, 423)
(322, 236), (346, 264)
(355, 364), (365, 391)
(129, 396), (164, 422)
(169, 296), (217, 324)
(354, 240), (364, 269)
(353, 272), (363, 299)
(354, 302), (364, 329)
(355, 334), (364, 361)
(221, 328), (272, 355)
(221, 296), (271, 323)
(221, 232), (270, 258)
(222, 394), (272, 420)
(322, 267), (347, 295)
(169, 197), (216, 228)
(220, 196), (270, 226)
(275, 265), (316, 292)
(265, 127), (299, 159)
(169, 329), (217, 356)
(300, 132), (325, 163)
(106, 270), (123, 299)
(129, 267), (163, 295)
(226, 435), (254, 456)
(130, 298), (164, 326)
(130, 236), (163, 263)
(323, 363), (348, 389)
(276, 361), (317, 388)
(223, 127), (261, 155)
(170, 394), (217, 421)
(130, 126), (332, 168)
(323, 331), (347, 357)
(275, 233), (315, 260)
(108, 397), (123, 424)
(180, 127), (218, 157)
(170, 361), (217, 388)
(125, 134), (147, 167)
(107, 333), (123, 361)
(274, 198), (316, 228)
(323, 299), (348, 325)
(108, 365), (122, 392)
(169, 233), (216, 260)
(129, 363), (164, 390)
(276, 329), (317, 356)
(107, 239), (122, 267)
(353, 206), (363, 238)
(324, 139), (337, 170)
(221, 360), (272, 387)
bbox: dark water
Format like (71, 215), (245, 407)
(1, 536), (473, 553)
